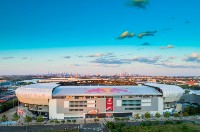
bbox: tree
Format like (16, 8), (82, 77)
(124, 117), (129, 122)
(121, 118), (125, 122)
(114, 117), (120, 122)
(94, 118), (99, 123)
(155, 112), (161, 119)
(144, 112), (151, 119)
(36, 115), (43, 122)
(25, 115), (32, 123)
(183, 112), (188, 117)
(173, 113), (180, 118)
(55, 120), (60, 123)
(12, 112), (20, 121)
(1, 115), (8, 122)
(164, 112), (170, 118)
(67, 119), (71, 123)
(61, 120), (65, 124)
(72, 119), (76, 124)
(134, 113), (140, 119)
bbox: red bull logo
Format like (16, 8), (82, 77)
(85, 88), (128, 94)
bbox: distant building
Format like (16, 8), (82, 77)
(185, 81), (199, 86)
(181, 90), (200, 105)
(147, 78), (157, 83)
(38, 78), (108, 83)
(15, 83), (184, 119)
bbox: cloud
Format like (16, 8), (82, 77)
(88, 53), (105, 57)
(87, 53), (113, 58)
(91, 58), (130, 65)
(138, 30), (157, 39)
(68, 64), (82, 67)
(92, 64), (120, 68)
(128, 0), (149, 9)
(63, 56), (71, 59)
(185, 53), (200, 63)
(141, 42), (151, 46)
(131, 56), (160, 64)
(118, 31), (135, 39)
(160, 45), (175, 49)
(168, 56), (177, 59)
(77, 55), (84, 58)
(90, 55), (199, 69)
(156, 62), (200, 68)
(2, 57), (14, 59)
(90, 56), (161, 65)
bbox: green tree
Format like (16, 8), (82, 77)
(134, 113), (140, 119)
(173, 113), (180, 117)
(164, 112), (170, 118)
(36, 115), (44, 122)
(72, 119), (76, 124)
(183, 112), (188, 117)
(12, 112), (20, 121)
(144, 112), (151, 119)
(25, 115), (32, 123)
(155, 112), (161, 119)
(55, 120), (60, 123)
(67, 119), (71, 123)
(94, 118), (99, 123)
(114, 117), (120, 122)
(1, 115), (8, 122)
(124, 117), (129, 122)
(61, 120), (65, 124)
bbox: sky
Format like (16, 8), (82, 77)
(0, 0), (200, 76)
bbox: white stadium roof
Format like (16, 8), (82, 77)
(52, 85), (162, 96)
(15, 83), (59, 105)
(145, 83), (184, 102)
(16, 83), (184, 105)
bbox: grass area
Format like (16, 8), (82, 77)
(122, 124), (200, 132)
(106, 121), (200, 132)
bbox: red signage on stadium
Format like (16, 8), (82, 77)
(106, 98), (113, 111)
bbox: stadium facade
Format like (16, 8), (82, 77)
(15, 83), (184, 119)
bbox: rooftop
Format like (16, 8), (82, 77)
(52, 85), (162, 96)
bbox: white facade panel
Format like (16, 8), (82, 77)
(87, 100), (95, 103)
(64, 101), (69, 108)
(142, 99), (151, 103)
(116, 100), (122, 106)
(87, 104), (95, 107)
(49, 99), (64, 119)
(141, 103), (151, 106)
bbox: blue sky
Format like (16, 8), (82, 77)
(0, 0), (200, 75)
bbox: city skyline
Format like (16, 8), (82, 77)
(0, 0), (200, 75)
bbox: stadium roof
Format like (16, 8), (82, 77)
(21, 83), (59, 89)
(52, 85), (162, 96)
(145, 83), (184, 98)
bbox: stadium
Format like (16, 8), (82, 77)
(15, 83), (184, 119)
